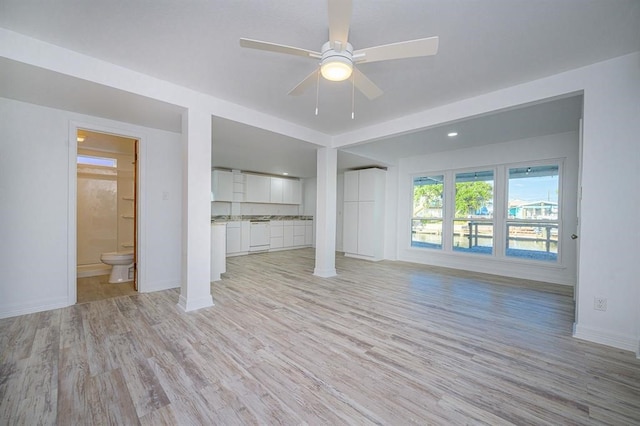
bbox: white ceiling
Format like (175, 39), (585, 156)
(1, 1), (638, 178)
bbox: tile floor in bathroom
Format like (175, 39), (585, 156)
(76, 274), (137, 304)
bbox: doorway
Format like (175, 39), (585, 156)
(75, 129), (139, 303)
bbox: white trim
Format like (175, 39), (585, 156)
(0, 297), (69, 320)
(67, 122), (78, 305)
(69, 120), (145, 304)
(177, 294), (214, 312)
(144, 280), (181, 293)
(313, 267), (338, 278)
(573, 323), (639, 354)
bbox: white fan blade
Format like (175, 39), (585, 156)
(328, 0), (352, 50)
(288, 69), (320, 96)
(352, 68), (383, 100)
(354, 36), (439, 63)
(240, 38), (320, 59)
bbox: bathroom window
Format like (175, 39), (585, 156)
(77, 155), (117, 168)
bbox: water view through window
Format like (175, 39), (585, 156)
(411, 175), (444, 249)
(507, 165), (559, 262)
(453, 170), (494, 254)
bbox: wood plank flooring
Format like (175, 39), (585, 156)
(2, 248), (639, 424)
(77, 274), (137, 304)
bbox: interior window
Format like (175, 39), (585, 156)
(412, 175), (444, 249)
(77, 155), (117, 168)
(453, 170), (494, 255)
(507, 165), (559, 262)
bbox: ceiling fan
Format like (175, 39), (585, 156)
(239, 0), (439, 101)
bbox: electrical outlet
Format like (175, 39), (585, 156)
(594, 297), (607, 311)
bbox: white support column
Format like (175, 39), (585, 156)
(178, 108), (214, 312)
(314, 147), (338, 277)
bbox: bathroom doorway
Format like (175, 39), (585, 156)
(76, 129), (139, 303)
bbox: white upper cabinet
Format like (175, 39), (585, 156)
(358, 168), (385, 201)
(245, 174), (271, 203)
(211, 170), (233, 202)
(269, 177), (301, 204)
(344, 170), (359, 202)
(270, 177), (284, 203)
(218, 172), (301, 205)
(283, 179), (302, 204)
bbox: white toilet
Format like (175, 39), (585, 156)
(100, 251), (134, 283)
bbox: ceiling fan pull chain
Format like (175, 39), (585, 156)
(315, 68), (321, 116)
(351, 73), (355, 119)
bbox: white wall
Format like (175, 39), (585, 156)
(0, 98), (71, 315)
(141, 121), (183, 293)
(397, 131), (579, 285)
(1, 28), (637, 351)
(356, 52), (639, 353)
(0, 97), (183, 318)
(572, 54), (640, 352)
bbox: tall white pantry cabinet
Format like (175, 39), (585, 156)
(343, 168), (386, 261)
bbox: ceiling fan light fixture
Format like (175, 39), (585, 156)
(320, 56), (353, 81)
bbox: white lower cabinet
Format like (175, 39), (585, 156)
(343, 201), (359, 254)
(226, 221), (250, 256)
(270, 221), (284, 249)
(283, 221), (294, 248)
(305, 221), (313, 246)
(240, 221), (250, 252)
(357, 201), (376, 257)
(226, 222), (241, 255)
(293, 221), (306, 246)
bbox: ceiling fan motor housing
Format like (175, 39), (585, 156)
(320, 41), (354, 81)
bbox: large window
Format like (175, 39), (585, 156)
(412, 175), (444, 249)
(411, 162), (565, 265)
(453, 170), (494, 255)
(507, 165), (559, 262)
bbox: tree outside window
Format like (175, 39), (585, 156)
(453, 171), (494, 254)
(412, 175), (444, 249)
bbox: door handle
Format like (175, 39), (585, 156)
(571, 234), (578, 240)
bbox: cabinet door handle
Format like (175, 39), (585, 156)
(571, 234), (578, 240)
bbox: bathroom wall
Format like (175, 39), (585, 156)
(0, 97), (183, 318)
(77, 140), (134, 276)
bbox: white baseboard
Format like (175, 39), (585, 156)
(573, 322), (639, 354)
(141, 280), (181, 293)
(344, 253), (383, 262)
(177, 294), (214, 312)
(0, 297), (70, 319)
(313, 267), (337, 278)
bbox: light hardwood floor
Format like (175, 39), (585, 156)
(77, 274), (137, 304)
(1, 248), (639, 425)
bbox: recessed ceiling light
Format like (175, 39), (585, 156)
(282, 172), (289, 176)
(447, 132), (458, 137)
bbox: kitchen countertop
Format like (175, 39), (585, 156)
(211, 215), (313, 223)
